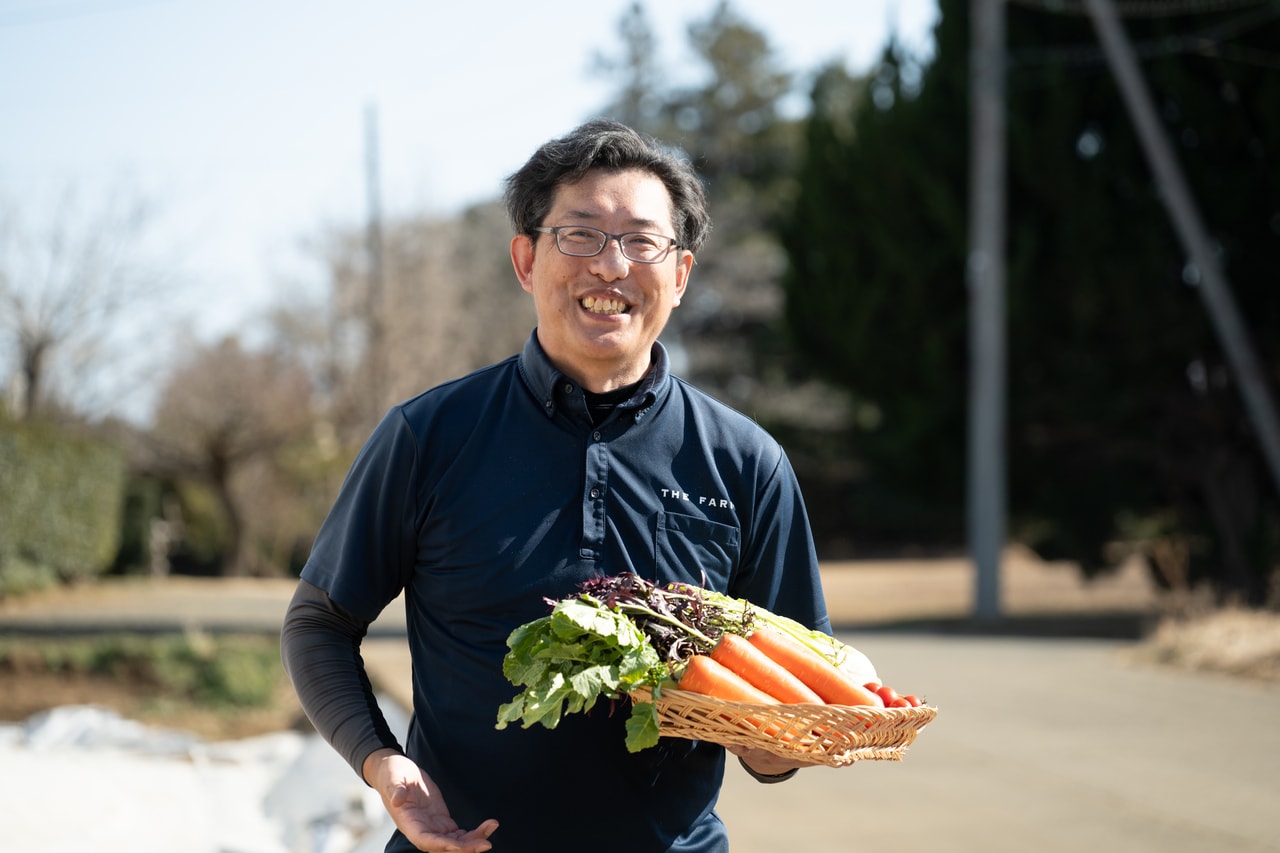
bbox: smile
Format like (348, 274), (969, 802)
(581, 295), (630, 316)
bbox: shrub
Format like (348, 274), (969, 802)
(0, 416), (127, 595)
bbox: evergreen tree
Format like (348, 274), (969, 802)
(783, 0), (1280, 599)
(782, 24), (970, 543)
(596, 2), (807, 408)
(591, 2), (666, 133)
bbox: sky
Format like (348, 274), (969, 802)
(1, 0), (937, 416)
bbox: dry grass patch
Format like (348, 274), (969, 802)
(0, 632), (306, 740)
(1127, 608), (1280, 682)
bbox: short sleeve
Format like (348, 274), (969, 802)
(301, 407), (422, 623)
(731, 447), (831, 635)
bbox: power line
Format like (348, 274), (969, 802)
(1009, 2), (1280, 67)
(1081, 0), (1280, 504)
(1010, 0), (1275, 18)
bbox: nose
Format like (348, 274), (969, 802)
(587, 237), (631, 281)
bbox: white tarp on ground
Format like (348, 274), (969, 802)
(0, 702), (408, 853)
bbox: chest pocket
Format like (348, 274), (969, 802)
(653, 510), (740, 591)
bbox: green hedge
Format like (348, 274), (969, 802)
(0, 417), (127, 596)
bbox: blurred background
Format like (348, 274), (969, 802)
(5, 0), (1278, 601)
(1, 0), (1279, 849)
(3, 0), (945, 584)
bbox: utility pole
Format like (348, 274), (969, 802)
(968, 0), (1007, 621)
(365, 102), (386, 419)
(1083, 0), (1280, 502)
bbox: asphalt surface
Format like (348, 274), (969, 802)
(2, 567), (1277, 853)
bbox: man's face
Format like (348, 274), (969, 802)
(510, 168), (694, 392)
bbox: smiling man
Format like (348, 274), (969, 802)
(513, 167), (692, 393)
(282, 120), (833, 853)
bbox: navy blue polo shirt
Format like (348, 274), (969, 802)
(302, 332), (830, 853)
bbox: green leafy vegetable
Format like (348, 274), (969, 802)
(494, 573), (860, 753)
(496, 597), (668, 751)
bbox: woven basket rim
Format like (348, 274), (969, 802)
(630, 687), (937, 766)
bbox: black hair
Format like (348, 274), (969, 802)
(503, 119), (711, 254)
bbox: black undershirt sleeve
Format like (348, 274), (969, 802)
(280, 578), (403, 781)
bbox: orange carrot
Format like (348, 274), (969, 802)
(710, 633), (824, 705)
(747, 629), (884, 707)
(678, 655), (791, 740)
(678, 654), (780, 705)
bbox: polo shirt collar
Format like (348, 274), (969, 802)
(518, 331), (669, 419)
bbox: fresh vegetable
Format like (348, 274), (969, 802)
(870, 682), (927, 709)
(495, 596), (669, 752)
(495, 573), (892, 754)
(709, 633), (823, 704)
(679, 654), (780, 705)
(666, 582), (879, 685)
(747, 628), (884, 707)
(495, 574), (753, 754)
(678, 655), (793, 740)
(575, 573), (738, 660)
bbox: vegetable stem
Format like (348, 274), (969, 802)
(604, 598), (718, 648)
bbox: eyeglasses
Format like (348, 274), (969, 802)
(532, 225), (682, 264)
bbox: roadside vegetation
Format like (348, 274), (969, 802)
(4, 1), (1275, 602)
(1129, 608), (1280, 683)
(1, 1), (1276, 738)
(0, 631), (299, 739)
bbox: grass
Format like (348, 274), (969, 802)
(0, 630), (285, 709)
(1126, 607), (1280, 681)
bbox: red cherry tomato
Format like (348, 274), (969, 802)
(902, 694), (923, 707)
(863, 681), (882, 692)
(875, 685), (900, 706)
(889, 698), (911, 708)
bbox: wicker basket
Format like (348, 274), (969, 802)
(631, 688), (937, 766)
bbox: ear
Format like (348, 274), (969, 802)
(511, 233), (536, 294)
(672, 250), (694, 307)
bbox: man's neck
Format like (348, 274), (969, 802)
(553, 357), (651, 394)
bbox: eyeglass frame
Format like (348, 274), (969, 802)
(531, 225), (684, 264)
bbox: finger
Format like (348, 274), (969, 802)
(430, 829), (497, 853)
(403, 818), (497, 851)
(447, 819), (499, 853)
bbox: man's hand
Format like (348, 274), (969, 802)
(363, 748), (499, 853)
(727, 743), (820, 778)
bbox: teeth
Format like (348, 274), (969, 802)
(582, 295), (627, 315)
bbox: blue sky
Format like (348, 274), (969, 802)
(1, 0), (937, 393)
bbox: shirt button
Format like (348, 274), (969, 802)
(592, 431), (602, 441)
(544, 400), (553, 410)
(563, 383), (574, 394)
(589, 487), (601, 500)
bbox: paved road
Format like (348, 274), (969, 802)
(359, 631), (1280, 853)
(719, 631), (1280, 853)
(2, 573), (1276, 852)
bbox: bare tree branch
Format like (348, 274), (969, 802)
(0, 182), (173, 421)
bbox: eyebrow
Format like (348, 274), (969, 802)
(560, 209), (667, 232)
